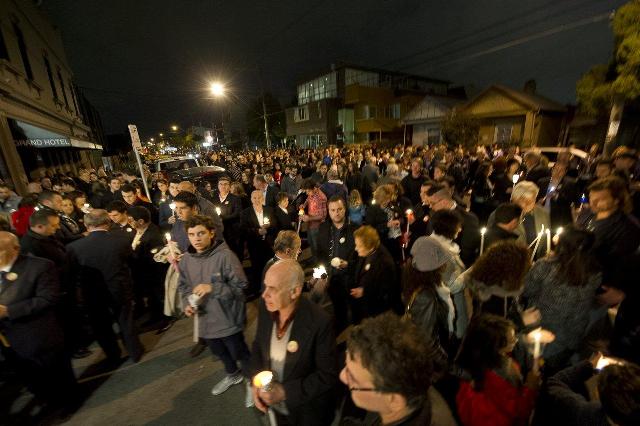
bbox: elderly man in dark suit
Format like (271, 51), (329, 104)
(0, 231), (77, 409)
(67, 209), (144, 363)
(240, 190), (278, 298)
(249, 259), (338, 425)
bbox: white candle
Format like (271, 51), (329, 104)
(533, 329), (541, 360)
(215, 207), (222, 216)
(169, 202), (177, 218)
(531, 227), (544, 262)
(480, 227), (487, 255)
(512, 174), (520, 185)
(545, 228), (551, 255)
(253, 370), (274, 391)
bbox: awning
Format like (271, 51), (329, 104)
(9, 119), (101, 150)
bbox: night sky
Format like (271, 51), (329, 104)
(41, 0), (625, 139)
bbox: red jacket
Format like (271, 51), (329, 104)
(457, 367), (537, 426)
(11, 206), (35, 236)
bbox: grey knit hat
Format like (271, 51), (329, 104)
(411, 236), (451, 272)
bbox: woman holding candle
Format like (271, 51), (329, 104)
(454, 240), (534, 337)
(522, 226), (601, 372)
(456, 314), (540, 426)
(364, 184), (406, 263)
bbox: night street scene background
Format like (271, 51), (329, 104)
(1, 1), (640, 425)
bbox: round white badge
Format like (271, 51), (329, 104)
(365, 264), (371, 271)
(287, 340), (299, 353)
(5, 272), (18, 281)
(339, 237), (345, 244)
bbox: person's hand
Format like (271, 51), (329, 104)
(252, 385), (268, 413)
(387, 219), (400, 228)
(258, 382), (286, 406)
(338, 260), (348, 269)
(193, 284), (213, 297)
(521, 307), (541, 326)
(589, 351), (603, 369)
(598, 286), (626, 306)
(168, 215), (176, 225)
(309, 277), (329, 293)
(302, 214), (310, 222)
(525, 367), (541, 391)
(184, 305), (195, 317)
(0, 305), (8, 319)
(350, 287), (364, 299)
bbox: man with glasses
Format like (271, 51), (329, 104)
(339, 313), (456, 426)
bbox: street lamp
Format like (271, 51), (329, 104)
(171, 125), (178, 131)
(159, 132), (164, 137)
(210, 82), (225, 97)
(150, 138), (154, 142)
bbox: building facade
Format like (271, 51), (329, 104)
(402, 95), (466, 146)
(285, 64), (449, 148)
(0, 0), (103, 195)
(460, 85), (567, 147)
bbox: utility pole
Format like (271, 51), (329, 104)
(262, 95), (271, 150)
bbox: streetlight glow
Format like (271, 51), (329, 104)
(159, 132), (164, 137)
(171, 125), (178, 131)
(210, 82), (225, 97)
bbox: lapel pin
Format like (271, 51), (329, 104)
(339, 237), (345, 244)
(287, 340), (299, 353)
(365, 263), (371, 271)
(6, 272), (18, 281)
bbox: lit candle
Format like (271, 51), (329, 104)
(169, 202), (177, 218)
(480, 227), (487, 255)
(298, 207), (304, 217)
(512, 174), (520, 185)
(530, 225), (544, 262)
(313, 265), (327, 279)
(253, 371), (274, 392)
(527, 327), (555, 373)
(297, 208), (304, 234)
(371, 199), (376, 205)
(263, 217), (270, 226)
(532, 329), (541, 360)
(215, 207), (222, 216)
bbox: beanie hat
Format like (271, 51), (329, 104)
(411, 236), (451, 272)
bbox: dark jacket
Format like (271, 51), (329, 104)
(483, 224), (519, 250)
(67, 230), (135, 306)
(0, 255), (64, 361)
(264, 185), (279, 208)
(525, 164), (550, 184)
(537, 175), (579, 229)
(274, 206), (294, 231)
(546, 361), (608, 426)
(401, 173), (426, 206)
(249, 297), (337, 425)
(455, 205), (481, 267)
(353, 245), (402, 320)
(316, 221), (357, 281)
(404, 284), (450, 356)
(20, 230), (68, 285)
(131, 224), (168, 289)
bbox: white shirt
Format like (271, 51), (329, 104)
(254, 208), (265, 226)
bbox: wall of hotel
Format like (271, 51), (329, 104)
(0, 0), (98, 193)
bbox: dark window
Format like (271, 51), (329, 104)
(57, 68), (69, 108)
(0, 27), (9, 59)
(12, 23), (33, 80)
(43, 55), (57, 98)
(69, 80), (79, 114)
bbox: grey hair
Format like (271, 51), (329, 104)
(84, 209), (112, 228)
(511, 181), (539, 201)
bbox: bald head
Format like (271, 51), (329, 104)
(0, 231), (19, 265)
(262, 259), (304, 312)
(178, 181), (196, 193)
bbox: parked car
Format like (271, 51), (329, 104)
(155, 156), (226, 183)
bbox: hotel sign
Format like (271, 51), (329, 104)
(14, 138), (71, 147)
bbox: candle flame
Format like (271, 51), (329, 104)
(253, 371), (274, 388)
(480, 227), (487, 235)
(165, 233), (171, 242)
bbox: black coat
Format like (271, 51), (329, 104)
(537, 176), (579, 229)
(131, 224), (167, 288)
(525, 164), (550, 184)
(353, 245), (402, 319)
(20, 230), (68, 286)
(240, 206), (279, 246)
(274, 206), (294, 231)
(67, 230), (136, 306)
(455, 205), (481, 267)
(484, 224), (519, 250)
(249, 297), (338, 425)
(0, 255), (64, 361)
(264, 186), (279, 208)
(316, 221), (357, 286)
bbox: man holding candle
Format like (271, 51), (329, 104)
(249, 259), (338, 425)
(212, 175), (243, 258)
(178, 214), (250, 397)
(316, 195), (356, 332)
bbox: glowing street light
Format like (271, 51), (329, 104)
(171, 125), (178, 131)
(159, 132), (164, 137)
(210, 82), (226, 97)
(150, 138), (154, 142)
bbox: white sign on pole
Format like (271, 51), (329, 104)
(128, 124), (142, 151)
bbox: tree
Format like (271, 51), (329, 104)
(576, 1), (640, 154)
(440, 110), (480, 149)
(245, 93), (286, 148)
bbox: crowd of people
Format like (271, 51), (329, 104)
(1, 141), (640, 425)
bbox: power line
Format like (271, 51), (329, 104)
(407, 11), (613, 72)
(392, 0), (606, 72)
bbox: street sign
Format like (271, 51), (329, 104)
(128, 124), (142, 151)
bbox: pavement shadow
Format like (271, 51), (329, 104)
(145, 371), (264, 426)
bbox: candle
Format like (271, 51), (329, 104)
(371, 199), (376, 205)
(527, 327), (555, 372)
(215, 207), (222, 216)
(512, 174), (520, 185)
(545, 228), (551, 255)
(313, 265), (327, 279)
(580, 193), (587, 204)
(165, 232), (171, 242)
(297, 208), (304, 234)
(263, 217), (269, 226)
(298, 207), (304, 217)
(331, 257), (342, 268)
(530, 226), (544, 262)
(480, 227), (487, 255)
(253, 371), (274, 391)
(169, 202), (177, 218)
